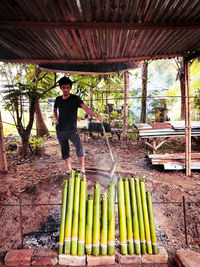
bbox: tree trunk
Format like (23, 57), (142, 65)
(141, 61), (148, 123)
(16, 98), (38, 157)
(35, 101), (49, 137)
(20, 133), (31, 157)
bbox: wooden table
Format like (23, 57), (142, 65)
(134, 121), (200, 153)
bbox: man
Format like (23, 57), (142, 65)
(53, 77), (102, 177)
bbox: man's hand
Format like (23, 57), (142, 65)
(55, 118), (59, 125)
(96, 115), (103, 122)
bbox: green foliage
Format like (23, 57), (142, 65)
(29, 135), (46, 148)
(191, 59), (200, 117)
(1, 63), (58, 156)
(68, 72), (124, 121)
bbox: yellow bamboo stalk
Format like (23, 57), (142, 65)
(124, 178), (134, 254)
(100, 193), (108, 255)
(58, 180), (68, 254)
(118, 176), (127, 254)
(107, 184), (115, 255)
(140, 179), (152, 254)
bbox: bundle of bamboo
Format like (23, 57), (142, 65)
(118, 175), (158, 255)
(59, 171), (157, 257)
(58, 171), (116, 257)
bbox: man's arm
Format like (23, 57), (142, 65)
(80, 103), (102, 121)
(53, 108), (59, 124)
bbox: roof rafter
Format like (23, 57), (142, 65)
(0, 53), (185, 64)
(1, 21), (200, 30)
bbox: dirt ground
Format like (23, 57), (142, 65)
(0, 134), (200, 266)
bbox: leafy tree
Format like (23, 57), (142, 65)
(191, 58), (200, 117)
(2, 63), (57, 157)
(69, 73), (124, 121)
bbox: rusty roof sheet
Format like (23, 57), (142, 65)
(0, 0), (200, 73)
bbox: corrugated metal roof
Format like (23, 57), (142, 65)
(0, 0), (200, 73)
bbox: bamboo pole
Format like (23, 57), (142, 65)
(124, 178), (134, 254)
(100, 193), (108, 255)
(78, 178), (87, 256)
(140, 179), (152, 254)
(107, 184), (115, 255)
(71, 173), (81, 255)
(184, 58), (191, 176)
(0, 111), (8, 173)
(135, 178), (146, 254)
(64, 170), (75, 254)
(58, 180), (68, 254)
(85, 195), (93, 255)
(129, 177), (141, 254)
(118, 176), (128, 254)
(92, 182), (101, 256)
(146, 190), (158, 254)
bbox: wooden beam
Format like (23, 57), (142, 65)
(185, 51), (200, 61)
(0, 112), (8, 173)
(0, 53), (184, 64)
(1, 21), (200, 30)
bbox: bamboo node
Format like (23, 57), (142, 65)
(92, 243), (100, 247)
(85, 245), (92, 249)
(78, 240), (85, 244)
(100, 244), (107, 248)
(64, 238), (71, 242)
(134, 240), (140, 244)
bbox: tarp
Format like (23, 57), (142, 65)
(39, 61), (140, 75)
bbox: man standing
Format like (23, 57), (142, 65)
(53, 77), (102, 177)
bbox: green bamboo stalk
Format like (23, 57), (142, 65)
(146, 190), (158, 254)
(85, 195), (93, 255)
(118, 176), (127, 254)
(78, 178), (87, 256)
(64, 170), (75, 254)
(124, 178), (134, 255)
(92, 182), (101, 256)
(107, 183), (115, 255)
(140, 179), (152, 254)
(135, 177), (146, 254)
(71, 173), (81, 255)
(100, 193), (108, 255)
(129, 177), (141, 254)
(58, 180), (68, 254)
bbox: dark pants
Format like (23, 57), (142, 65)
(56, 130), (84, 159)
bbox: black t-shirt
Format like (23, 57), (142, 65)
(54, 94), (83, 131)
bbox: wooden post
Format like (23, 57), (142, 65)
(122, 70), (129, 139)
(184, 59), (191, 176)
(0, 111), (8, 173)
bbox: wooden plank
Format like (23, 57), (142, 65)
(169, 120), (200, 129)
(151, 159), (200, 164)
(148, 153), (200, 160)
(164, 162), (200, 170)
(139, 131), (200, 138)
